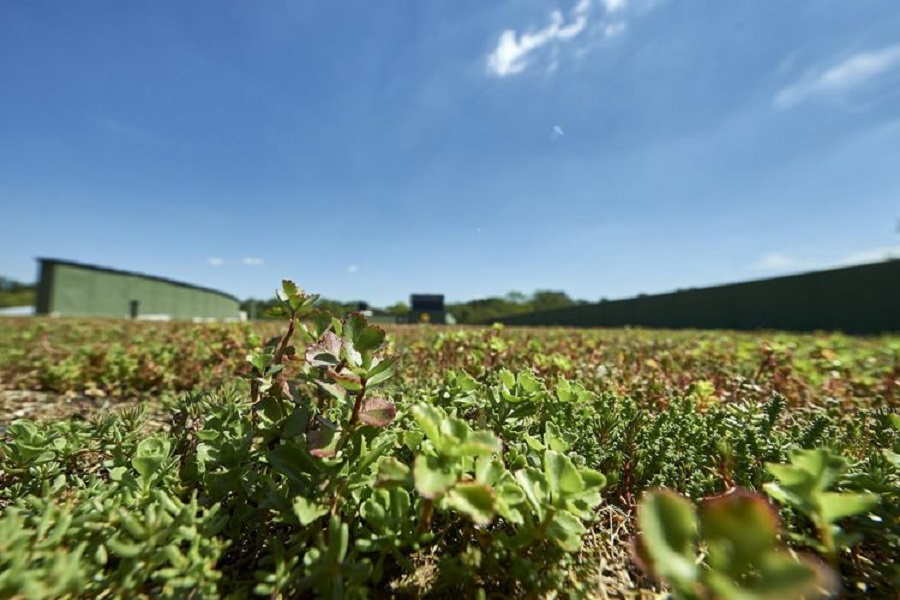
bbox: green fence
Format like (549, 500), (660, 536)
(36, 259), (239, 320)
(494, 260), (900, 334)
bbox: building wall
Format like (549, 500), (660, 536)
(410, 310), (446, 324)
(36, 260), (239, 320)
(494, 260), (900, 334)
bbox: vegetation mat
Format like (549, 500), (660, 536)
(0, 282), (898, 598)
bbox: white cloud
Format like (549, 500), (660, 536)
(486, 0), (593, 77)
(752, 246), (900, 273)
(835, 245), (900, 267)
(603, 22), (627, 38)
(751, 252), (806, 273)
(603, 0), (629, 12)
(774, 44), (900, 109)
(241, 257), (265, 266)
(207, 257), (224, 266)
(347, 265), (359, 274)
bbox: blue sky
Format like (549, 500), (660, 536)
(2, 1), (899, 306)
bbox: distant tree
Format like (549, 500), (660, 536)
(239, 288), (586, 324)
(315, 298), (362, 316)
(0, 277), (32, 292)
(531, 290), (574, 312)
(0, 277), (36, 308)
(385, 301), (409, 316)
(241, 296), (372, 320)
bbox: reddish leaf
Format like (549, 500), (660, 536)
(359, 397), (396, 427)
(305, 331), (342, 367)
(307, 429), (338, 458)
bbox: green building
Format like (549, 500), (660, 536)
(35, 258), (240, 320)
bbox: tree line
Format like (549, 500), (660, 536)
(0, 277), (35, 308)
(240, 290), (586, 324)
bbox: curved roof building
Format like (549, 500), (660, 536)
(35, 258), (240, 320)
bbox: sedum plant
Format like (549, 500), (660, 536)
(634, 487), (835, 600)
(764, 448), (880, 566)
(2, 278), (897, 597)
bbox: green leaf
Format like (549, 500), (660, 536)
(818, 492), (879, 523)
(753, 553), (827, 598)
(546, 510), (586, 552)
(356, 324), (386, 354)
(326, 515), (349, 563)
(411, 404), (443, 445)
(132, 437), (171, 480)
(765, 463), (813, 490)
(700, 489), (779, 575)
(515, 467), (549, 520)
(414, 455), (457, 498)
(109, 466), (128, 482)
(518, 370), (542, 394)
(889, 413), (900, 431)
(402, 430), (424, 452)
(376, 457), (411, 485)
(475, 456), (505, 486)
(705, 552), (826, 600)
(884, 449), (900, 469)
(523, 433), (545, 452)
(360, 489), (389, 529)
(635, 490), (699, 588)
(544, 450), (584, 500)
(786, 448), (846, 492)
(556, 378), (574, 403)
(366, 357), (396, 387)
(455, 430), (502, 457)
(579, 468), (607, 492)
(293, 496), (328, 526)
(494, 481), (527, 524)
(762, 482), (803, 510)
(268, 441), (320, 485)
(456, 372), (478, 392)
(246, 350), (273, 372)
(359, 397), (396, 427)
(444, 482), (496, 525)
(544, 422), (571, 452)
(499, 369), (516, 389)
(280, 279), (299, 300)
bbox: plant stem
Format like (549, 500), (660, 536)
(818, 519), (839, 569)
(348, 378), (368, 430)
(419, 498), (434, 534)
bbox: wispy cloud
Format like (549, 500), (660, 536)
(752, 246), (900, 273)
(486, 0), (595, 77)
(92, 117), (162, 145)
(241, 257), (265, 266)
(602, 22), (627, 38)
(774, 44), (900, 109)
(485, 0), (644, 77)
(602, 0), (630, 12)
(751, 252), (807, 273)
(347, 265), (359, 274)
(835, 246), (900, 267)
(207, 257), (225, 266)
